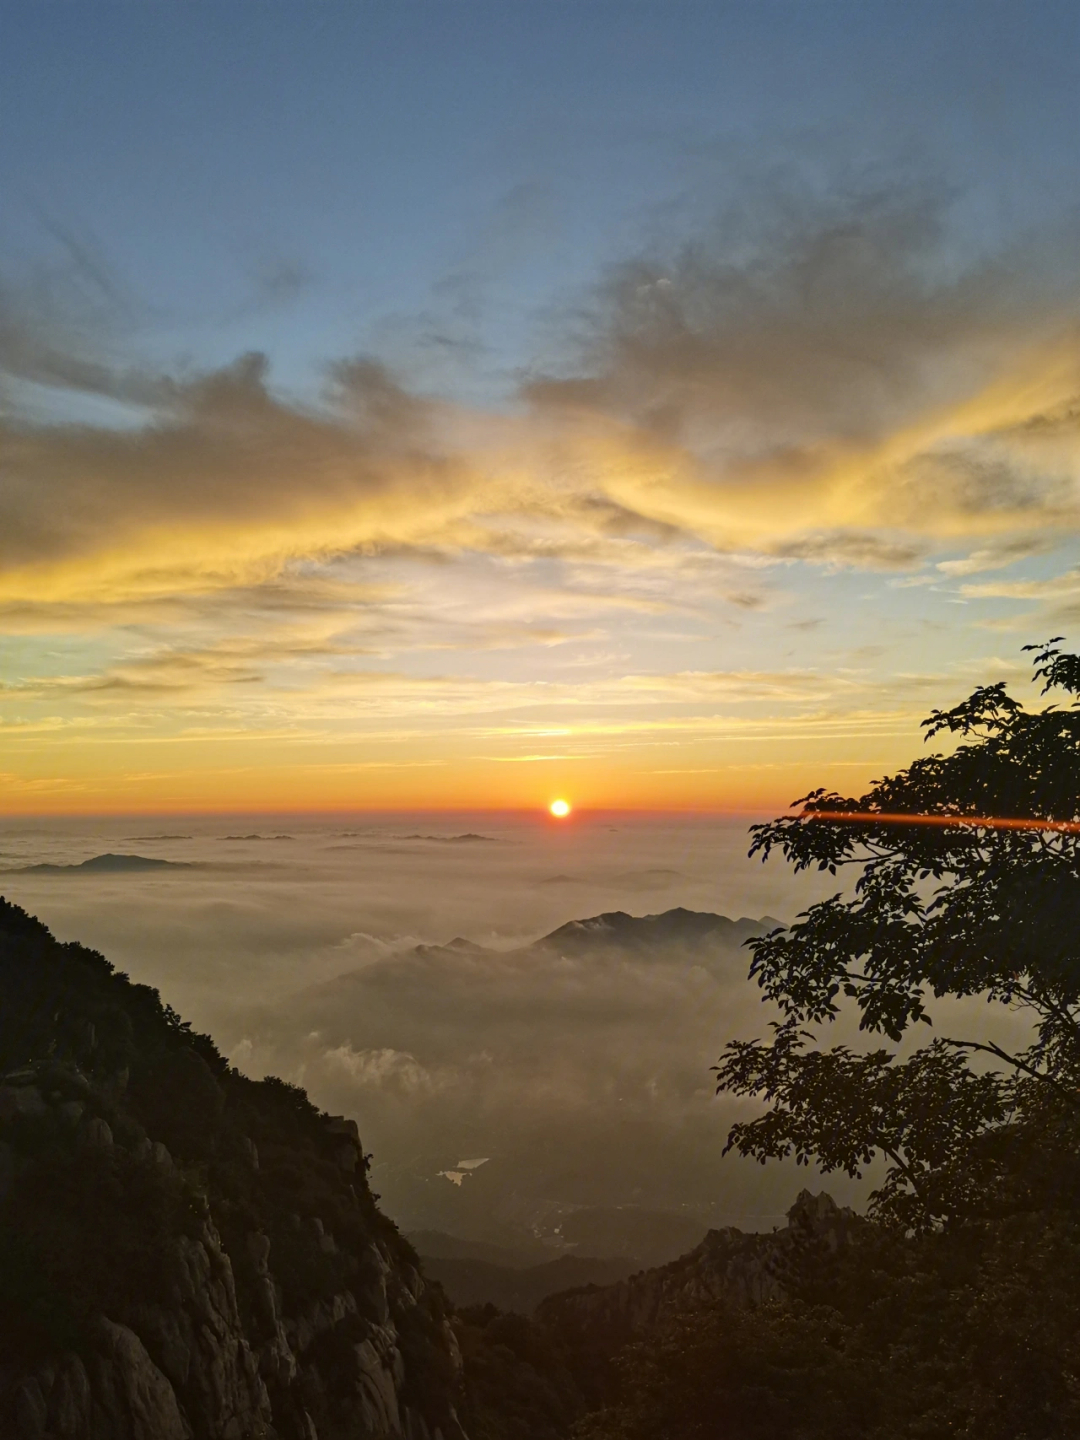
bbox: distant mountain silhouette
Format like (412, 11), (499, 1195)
(403, 908), (780, 967)
(413, 936), (487, 958)
(407, 1229), (553, 1268)
(408, 1203), (715, 1270)
(610, 868), (684, 887)
(16, 853), (188, 874)
(538, 1190), (854, 1343)
(420, 1252), (639, 1315)
(553, 1204), (713, 1266)
(536, 907), (777, 956)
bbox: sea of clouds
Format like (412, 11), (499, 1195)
(0, 811), (1026, 1247)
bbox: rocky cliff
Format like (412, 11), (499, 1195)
(443, 1190), (859, 1433)
(0, 898), (467, 1440)
(536, 1189), (856, 1359)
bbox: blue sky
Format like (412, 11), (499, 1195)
(5, 1), (1079, 392)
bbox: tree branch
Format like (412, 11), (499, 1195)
(942, 1036), (1078, 1101)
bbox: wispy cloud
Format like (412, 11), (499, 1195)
(4, 182), (1080, 604)
(960, 568), (1080, 600)
(3, 173), (1080, 807)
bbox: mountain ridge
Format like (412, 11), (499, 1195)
(417, 1254), (640, 1317)
(535, 1189), (856, 1364)
(10, 853), (189, 874)
(407, 907), (779, 968)
(533, 907), (777, 956)
(0, 896), (467, 1440)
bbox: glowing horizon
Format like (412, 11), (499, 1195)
(0, 800), (781, 820)
(806, 810), (1080, 835)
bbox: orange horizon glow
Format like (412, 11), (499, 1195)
(0, 803), (774, 820)
(0, 757), (876, 818)
(4, 807), (1063, 825)
(808, 810), (1080, 834)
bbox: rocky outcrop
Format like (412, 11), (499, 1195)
(0, 899), (467, 1440)
(126, 1219), (270, 1437)
(537, 1189), (855, 1349)
(12, 1323), (190, 1440)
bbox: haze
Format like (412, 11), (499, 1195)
(0, 814), (844, 1239)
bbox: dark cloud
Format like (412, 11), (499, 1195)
(524, 179), (1080, 451)
(0, 348), (465, 576)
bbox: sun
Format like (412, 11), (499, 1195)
(549, 799), (572, 819)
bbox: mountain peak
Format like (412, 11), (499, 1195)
(536, 907), (773, 954)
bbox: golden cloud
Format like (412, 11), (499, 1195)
(2, 182), (1080, 620)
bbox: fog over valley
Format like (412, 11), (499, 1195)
(0, 811), (869, 1254)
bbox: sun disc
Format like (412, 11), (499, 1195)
(549, 799), (571, 818)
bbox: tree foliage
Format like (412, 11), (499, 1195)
(716, 640), (1080, 1228)
(573, 1299), (871, 1440)
(572, 1214), (1080, 1440)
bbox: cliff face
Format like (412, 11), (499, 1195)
(536, 1190), (856, 1359)
(0, 899), (467, 1440)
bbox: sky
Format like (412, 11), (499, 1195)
(4, 2), (1080, 814)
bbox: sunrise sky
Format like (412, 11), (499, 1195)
(3, 2), (1080, 814)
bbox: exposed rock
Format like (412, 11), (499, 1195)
(91, 1318), (191, 1439)
(538, 1190), (855, 1346)
(13, 1326), (191, 1440)
(0, 1084), (47, 1123)
(325, 1116), (363, 1175)
(324, 1117), (360, 1145)
(36, 1060), (92, 1100)
(131, 1220), (271, 1437)
(99, 1066), (130, 1104)
(76, 1116), (114, 1151)
(41, 1354), (92, 1438)
(0, 1140), (15, 1202)
(332, 1143), (358, 1174)
(354, 1326), (403, 1435)
(0, 897), (469, 1440)
(12, 1376), (48, 1440)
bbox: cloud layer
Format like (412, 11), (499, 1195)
(0, 816), (862, 1235)
(3, 175), (1080, 810)
(6, 183), (1080, 595)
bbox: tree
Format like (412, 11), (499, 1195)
(715, 640), (1080, 1229)
(572, 1299), (871, 1440)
